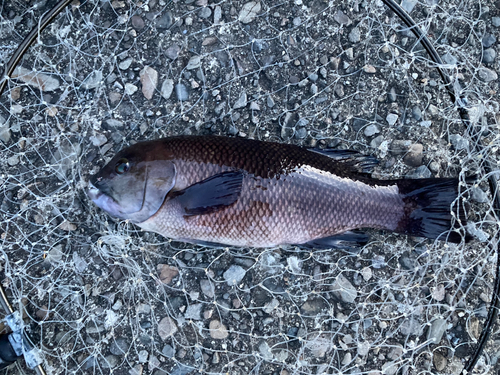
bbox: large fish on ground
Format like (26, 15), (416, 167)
(86, 136), (469, 248)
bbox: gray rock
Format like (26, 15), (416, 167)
(266, 96), (275, 108)
(295, 127), (307, 139)
(364, 124), (380, 137)
(308, 72), (318, 82)
(478, 67), (498, 82)
(0, 116), (11, 143)
(483, 48), (496, 63)
(184, 303), (202, 320)
(258, 341), (273, 360)
(442, 52), (457, 65)
(293, 17), (302, 26)
(390, 140), (410, 155)
(449, 134), (469, 150)
(138, 350), (148, 363)
(170, 364), (193, 375)
(262, 298), (279, 314)
(403, 143), (423, 167)
(427, 318), (447, 344)
(73, 252), (88, 272)
(412, 106), (422, 120)
(175, 84), (189, 101)
(90, 133), (107, 147)
(493, 17), (500, 27)
(406, 165), (432, 179)
(330, 274), (357, 303)
(471, 187), (488, 203)
(223, 265), (246, 286)
(386, 113), (398, 126)
(482, 33), (497, 48)
(387, 87), (397, 102)
(310, 84), (318, 95)
(102, 355), (118, 368)
(13, 66), (60, 91)
(401, 0), (418, 13)
(156, 11), (172, 29)
(165, 44), (181, 60)
(433, 352), (447, 371)
(158, 316), (178, 340)
(140, 66), (158, 100)
(131, 15), (145, 30)
(333, 10), (351, 25)
(209, 320), (229, 339)
(106, 119), (124, 129)
(162, 345), (174, 357)
(124, 83), (138, 95)
(370, 135), (384, 149)
(239, 1), (261, 24)
(109, 337), (129, 355)
(82, 71), (103, 89)
(161, 79), (174, 99)
(119, 57), (133, 70)
(214, 6), (222, 24)
(382, 362), (398, 375)
(348, 27), (361, 43)
(186, 56), (202, 70)
(400, 317), (423, 336)
(199, 7), (211, 19)
(233, 90), (247, 109)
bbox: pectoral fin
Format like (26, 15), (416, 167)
(172, 171), (244, 216)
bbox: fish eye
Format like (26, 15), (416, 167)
(115, 158), (130, 175)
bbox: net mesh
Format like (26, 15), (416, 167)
(0, 0), (499, 374)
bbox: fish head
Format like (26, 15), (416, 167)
(86, 141), (176, 223)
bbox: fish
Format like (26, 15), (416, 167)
(86, 135), (469, 248)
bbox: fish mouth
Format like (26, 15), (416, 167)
(86, 180), (122, 217)
(86, 180), (103, 201)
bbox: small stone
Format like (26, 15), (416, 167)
(293, 17), (301, 26)
(158, 317), (177, 340)
(363, 65), (376, 73)
(364, 124), (380, 137)
(131, 15), (145, 30)
(12, 66), (60, 91)
(124, 83), (138, 95)
(119, 58), (133, 70)
(156, 11), (173, 29)
(233, 91), (247, 109)
(186, 55), (202, 70)
(482, 33), (497, 48)
(493, 17), (500, 27)
(199, 7), (211, 19)
(433, 352), (447, 371)
(263, 298), (280, 314)
(431, 284), (445, 301)
(157, 264), (179, 285)
(214, 6), (222, 24)
(478, 67), (498, 82)
(382, 362), (398, 375)
(333, 10), (351, 25)
(449, 134), (469, 150)
(223, 265), (246, 286)
(0, 118), (11, 144)
(370, 135), (384, 148)
(471, 187), (488, 203)
(295, 127), (307, 139)
(310, 83), (318, 95)
(239, 1), (261, 24)
(403, 143), (423, 167)
(406, 165), (432, 179)
(386, 113), (398, 126)
(387, 87), (397, 102)
(138, 350), (148, 363)
(249, 102), (260, 110)
(334, 84), (345, 98)
(59, 221), (77, 231)
(175, 84), (189, 101)
(209, 320), (229, 339)
(412, 106), (422, 120)
(266, 96), (275, 108)
(109, 92), (121, 104)
(441, 52), (457, 65)
(161, 79), (174, 99)
(401, 0), (418, 13)
(165, 44), (181, 60)
(483, 48), (496, 63)
(348, 27), (361, 43)
(184, 304), (202, 320)
(330, 274), (357, 303)
(361, 267), (372, 281)
(140, 66), (158, 100)
(162, 345), (174, 358)
(357, 341), (370, 356)
(109, 337), (128, 355)
(90, 133), (107, 147)
(427, 318), (447, 344)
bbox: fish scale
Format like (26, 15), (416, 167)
(88, 136), (469, 247)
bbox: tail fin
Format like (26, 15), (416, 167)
(395, 178), (471, 243)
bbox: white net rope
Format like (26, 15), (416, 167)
(0, 0), (499, 374)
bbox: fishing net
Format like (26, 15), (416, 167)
(0, 0), (499, 374)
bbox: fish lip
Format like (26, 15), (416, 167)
(86, 180), (102, 201)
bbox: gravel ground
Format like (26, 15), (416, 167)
(0, 0), (500, 374)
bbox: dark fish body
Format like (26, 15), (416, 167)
(87, 136), (468, 247)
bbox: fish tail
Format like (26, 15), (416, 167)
(394, 178), (471, 243)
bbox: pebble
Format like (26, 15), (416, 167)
(382, 362), (398, 375)
(471, 187), (489, 203)
(138, 350), (148, 363)
(161, 79), (174, 99)
(295, 127), (307, 139)
(348, 28), (361, 43)
(482, 33), (497, 48)
(72, 252), (87, 272)
(364, 124), (380, 137)
(12, 66), (60, 91)
(209, 320), (229, 339)
(158, 316), (177, 340)
(90, 133), (107, 147)
(136, 303), (151, 314)
(449, 134), (469, 150)
(401, 0), (418, 13)
(263, 298), (279, 314)
(412, 106), (422, 120)
(403, 143), (423, 167)
(233, 91), (247, 109)
(266, 96), (275, 108)
(155, 11), (173, 29)
(334, 84), (345, 97)
(199, 7), (211, 19)
(483, 48), (496, 63)
(441, 52), (457, 65)
(0, 116), (10, 144)
(186, 55), (202, 70)
(493, 17), (500, 27)
(214, 6), (222, 24)
(239, 1), (261, 24)
(119, 58), (133, 70)
(162, 344), (174, 357)
(478, 67), (498, 82)
(310, 83), (318, 95)
(293, 17), (302, 26)
(52, 139), (81, 179)
(7, 155), (18, 166)
(223, 265), (246, 286)
(170, 364), (192, 375)
(259, 341), (273, 360)
(131, 15), (145, 30)
(330, 274), (357, 303)
(361, 267), (372, 281)
(406, 165), (432, 179)
(165, 44), (181, 60)
(386, 113), (398, 126)
(333, 10), (351, 25)
(427, 318), (447, 344)
(124, 83), (138, 95)
(433, 352), (447, 371)
(387, 87), (397, 102)
(431, 284), (445, 301)
(363, 65), (376, 73)
(110, 337), (129, 355)
(184, 303), (202, 320)
(357, 341), (370, 356)
(140, 66), (158, 100)
(157, 264), (179, 285)
(175, 84), (189, 101)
